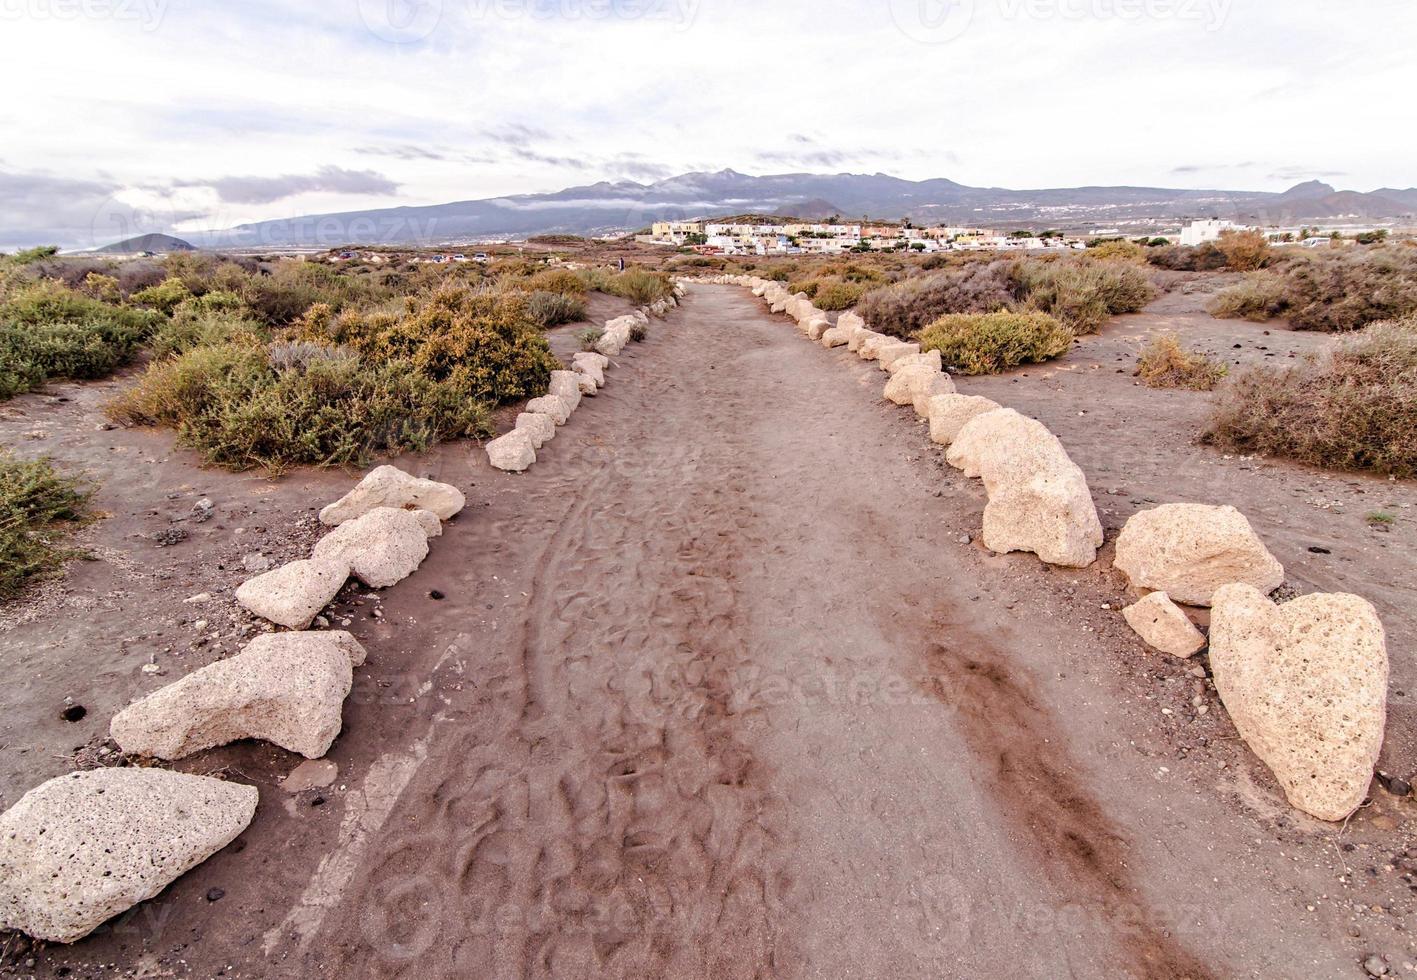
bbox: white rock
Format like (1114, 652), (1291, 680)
(312, 507), (432, 587)
(927, 394), (1001, 446)
(837, 311), (865, 334)
(820, 326), (850, 348)
(1114, 503), (1284, 607)
(235, 558), (349, 630)
(911, 372), (958, 417)
(878, 341), (922, 371)
(547, 371), (582, 412)
(1210, 584), (1388, 821)
(486, 429), (537, 472)
(572, 353), (606, 388)
(883, 364), (939, 406)
(849, 327), (882, 353)
(887, 350), (943, 375)
(514, 411), (556, 449)
(858, 333), (892, 360)
(949, 408), (1103, 567)
(0, 769), (256, 943)
(574, 372), (597, 396)
(1122, 591), (1207, 658)
(318, 465), (464, 526)
(111, 631), (365, 761)
(526, 393), (573, 425)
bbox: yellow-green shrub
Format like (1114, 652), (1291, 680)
(918, 310), (1074, 374)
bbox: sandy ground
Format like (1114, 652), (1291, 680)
(2, 283), (1415, 978)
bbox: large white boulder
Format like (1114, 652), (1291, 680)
(1114, 503), (1284, 607)
(858, 333), (892, 360)
(837, 312), (865, 334)
(111, 631), (365, 761)
(526, 393), (573, 425)
(911, 372), (958, 417)
(1210, 584), (1388, 821)
(318, 465), (464, 526)
(514, 411), (556, 449)
(849, 328), (882, 353)
(572, 352), (606, 388)
(948, 409), (1103, 567)
(883, 364), (941, 407)
(877, 341), (922, 371)
(886, 349), (943, 375)
(547, 370), (582, 412)
(235, 558), (349, 630)
(0, 769), (256, 943)
(486, 429), (537, 472)
(312, 506), (433, 588)
(804, 315), (832, 341)
(1122, 591), (1206, 658)
(820, 326), (850, 348)
(927, 394), (1001, 447)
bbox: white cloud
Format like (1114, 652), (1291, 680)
(1, 0), (1413, 247)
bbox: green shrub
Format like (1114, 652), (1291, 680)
(526, 290), (588, 328)
(1201, 316), (1417, 476)
(917, 310), (1074, 374)
(1136, 333), (1227, 390)
(1014, 258), (1155, 334)
(576, 326), (604, 351)
(108, 341), (492, 472)
(0, 452), (93, 599)
(151, 310), (266, 358)
(0, 281), (161, 398)
(583, 268), (672, 305)
(814, 279), (867, 310)
(131, 277), (193, 314)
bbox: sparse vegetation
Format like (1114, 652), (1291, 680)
(812, 279), (867, 310)
(1135, 333), (1228, 390)
(1209, 247), (1417, 331)
(1367, 511), (1396, 527)
(0, 281), (162, 399)
(918, 310), (1074, 375)
(857, 255), (1153, 339)
(0, 452), (93, 599)
(526, 289), (588, 328)
(1202, 315), (1417, 476)
(576, 326), (604, 351)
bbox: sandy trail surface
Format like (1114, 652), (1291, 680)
(4, 284), (1414, 978)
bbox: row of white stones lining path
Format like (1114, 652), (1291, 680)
(686, 274), (1391, 825)
(0, 289), (683, 945)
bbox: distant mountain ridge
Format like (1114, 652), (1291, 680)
(94, 232), (195, 254)
(182, 169), (1417, 249)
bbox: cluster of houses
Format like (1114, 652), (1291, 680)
(642, 221), (1089, 255)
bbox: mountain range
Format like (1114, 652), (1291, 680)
(180, 170), (1417, 250)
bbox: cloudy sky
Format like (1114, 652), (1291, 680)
(2, 0), (1412, 249)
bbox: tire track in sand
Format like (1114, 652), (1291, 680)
(310, 309), (795, 979)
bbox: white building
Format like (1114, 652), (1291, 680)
(1180, 219), (1249, 246)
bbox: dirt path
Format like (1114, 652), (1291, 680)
(6, 285), (1415, 978)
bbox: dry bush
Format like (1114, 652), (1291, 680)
(526, 290), (588, 328)
(1087, 239), (1146, 263)
(1209, 247), (1417, 331)
(1208, 272), (1289, 321)
(918, 310), (1074, 375)
(1214, 229), (1271, 271)
(528, 268), (587, 296)
(1135, 333), (1227, 390)
(1146, 243), (1228, 271)
(858, 260), (1015, 338)
(1201, 315), (1417, 476)
(1013, 257), (1156, 334)
(813, 279), (867, 311)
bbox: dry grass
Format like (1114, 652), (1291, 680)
(1202, 315), (1417, 476)
(1136, 333), (1228, 390)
